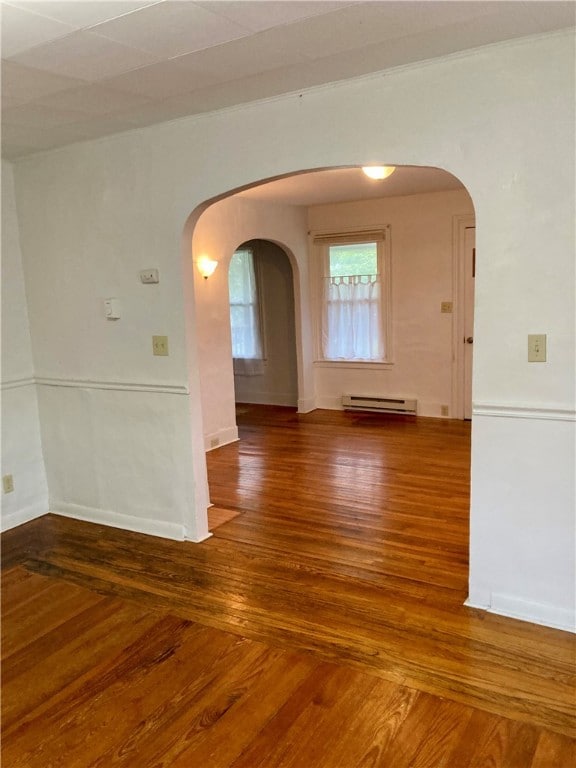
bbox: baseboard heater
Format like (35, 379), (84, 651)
(342, 394), (417, 415)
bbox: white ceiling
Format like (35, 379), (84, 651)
(2, 1), (575, 160)
(238, 165), (464, 206)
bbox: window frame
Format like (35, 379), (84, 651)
(311, 225), (393, 367)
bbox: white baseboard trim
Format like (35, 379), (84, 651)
(1, 500), (48, 532)
(204, 425), (239, 452)
(234, 392), (298, 407)
(416, 402), (449, 418)
(315, 396), (343, 410)
(297, 397), (316, 413)
(464, 584), (490, 609)
(52, 502), (186, 541)
(185, 530), (213, 543)
(465, 591), (575, 633)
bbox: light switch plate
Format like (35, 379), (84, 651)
(152, 335), (169, 356)
(528, 334), (546, 362)
(104, 298), (121, 320)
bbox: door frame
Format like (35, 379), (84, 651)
(452, 214), (476, 420)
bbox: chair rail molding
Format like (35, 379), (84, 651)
(473, 402), (576, 422)
(33, 376), (189, 395)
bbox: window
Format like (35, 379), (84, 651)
(315, 229), (390, 362)
(228, 246), (264, 375)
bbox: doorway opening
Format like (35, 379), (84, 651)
(185, 165), (475, 590)
(228, 239), (298, 410)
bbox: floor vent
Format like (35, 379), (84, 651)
(342, 395), (417, 415)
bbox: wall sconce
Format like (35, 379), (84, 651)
(197, 256), (218, 279)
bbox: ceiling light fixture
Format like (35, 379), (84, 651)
(362, 166), (396, 180)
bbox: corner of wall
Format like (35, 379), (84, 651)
(1, 161), (49, 533)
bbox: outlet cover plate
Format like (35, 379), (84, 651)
(140, 269), (159, 284)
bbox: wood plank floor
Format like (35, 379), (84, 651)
(208, 506), (242, 531)
(4, 566), (574, 768)
(2, 405), (575, 766)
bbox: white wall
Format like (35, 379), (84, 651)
(192, 196), (310, 450)
(308, 189), (474, 417)
(10, 154), (205, 540)
(469, 413), (575, 630)
(233, 240), (298, 409)
(11, 31), (575, 629)
(1, 160), (48, 530)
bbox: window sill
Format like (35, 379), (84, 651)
(314, 360), (394, 371)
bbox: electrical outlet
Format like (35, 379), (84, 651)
(152, 335), (169, 356)
(210, 438), (219, 449)
(441, 301), (453, 314)
(140, 269), (159, 284)
(440, 405), (449, 417)
(528, 334), (546, 362)
(3, 474), (14, 493)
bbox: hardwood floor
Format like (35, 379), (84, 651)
(2, 405), (575, 766)
(208, 506), (242, 531)
(4, 566), (574, 768)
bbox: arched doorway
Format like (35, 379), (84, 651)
(184, 164), (475, 549)
(228, 239), (298, 410)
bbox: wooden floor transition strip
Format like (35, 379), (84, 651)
(208, 506), (242, 531)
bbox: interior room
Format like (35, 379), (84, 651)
(192, 165), (475, 452)
(1, 1), (575, 765)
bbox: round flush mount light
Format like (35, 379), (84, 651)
(361, 166), (396, 180)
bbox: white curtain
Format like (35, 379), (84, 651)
(229, 248), (265, 376)
(322, 274), (384, 361)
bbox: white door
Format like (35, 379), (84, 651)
(463, 227), (476, 419)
